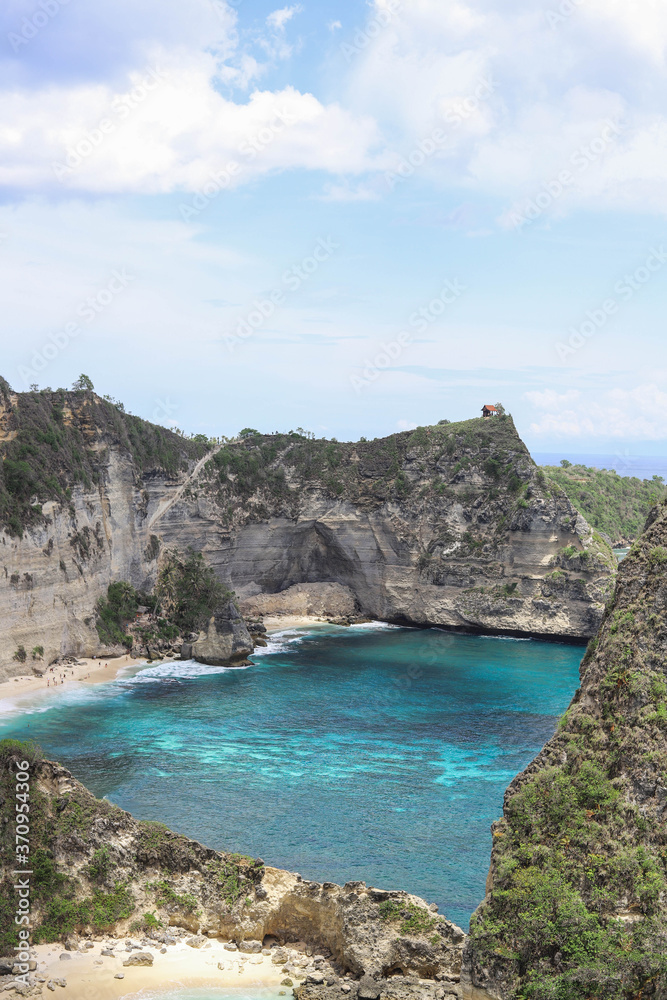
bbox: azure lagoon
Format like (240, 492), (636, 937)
(0, 624), (582, 930)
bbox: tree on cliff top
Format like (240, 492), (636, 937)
(72, 374), (94, 392)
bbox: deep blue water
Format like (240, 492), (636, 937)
(0, 625), (582, 930)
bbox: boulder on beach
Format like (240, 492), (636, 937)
(122, 952), (154, 967)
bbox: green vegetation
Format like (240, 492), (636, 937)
(541, 462), (666, 544)
(199, 415), (532, 515)
(96, 580), (182, 650)
(469, 502), (667, 998)
(12, 646), (27, 663)
(87, 847), (112, 884)
(0, 739), (137, 948)
(378, 899), (438, 936)
(34, 883), (135, 942)
(130, 912), (163, 932)
(156, 548), (234, 633)
(206, 855), (263, 908)
(95, 581), (141, 647)
(0, 737), (43, 766)
(0, 383), (207, 537)
(150, 880), (199, 914)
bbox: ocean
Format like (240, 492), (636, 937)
(0, 623), (582, 931)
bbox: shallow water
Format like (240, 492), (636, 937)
(0, 624), (582, 929)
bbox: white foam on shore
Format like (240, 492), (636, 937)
(250, 619), (401, 658)
(119, 659), (250, 683)
(0, 680), (105, 718)
(249, 628), (311, 658)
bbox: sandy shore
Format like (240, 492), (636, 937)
(33, 937), (288, 999)
(0, 655), (141, 702)
(0, 618), (347, 709)
(261, 615), (331, 635)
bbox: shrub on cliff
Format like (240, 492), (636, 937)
(156, 548), (234, 632)
(96, 581), (141, 647)
(0, 383), (207, 537)
(467, 497), (667, 999)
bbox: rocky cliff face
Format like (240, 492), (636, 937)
(156, 418), (615, 643)
(464, 499), (667, 999)
(0, 393), (615, 680)
(0, 752), (465, 995)
(0, 388), (206, 681)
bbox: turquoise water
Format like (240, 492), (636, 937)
(0, 625), (582, 930)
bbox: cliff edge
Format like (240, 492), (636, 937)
(159, 417), (616, 642)
(464, 499), (667, 999)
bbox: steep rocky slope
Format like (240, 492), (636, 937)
(0, 385), (615, 680)
(0, 386), (206, 680)
(158, 418), (615, 642)
(0, 748), (465, 996)
(464, 498), (667, 999)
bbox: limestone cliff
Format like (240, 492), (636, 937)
(464, 499), (667, 999)
(0, 387), (207, 681)
(0, 390), (616, 680)
(156, 418), (615, 643)
(0, 750), (465, 996)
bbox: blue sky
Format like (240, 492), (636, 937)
(1, 0), (667, 455)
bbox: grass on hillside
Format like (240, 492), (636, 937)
(542, 461), (666, 545)
(204, 415), (531, 505)
(0, 382), (208, 537)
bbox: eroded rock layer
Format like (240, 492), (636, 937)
(147, 418), (616, 643)
(0, 388), (615, 680)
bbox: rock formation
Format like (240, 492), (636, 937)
(463, 498), (667, 999)
(0, 385), (616, 681)
(239, 581), (358, 620)
(0, 751), (465, 996)
(189, 599), (254, 666)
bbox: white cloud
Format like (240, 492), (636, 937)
(525, 384), (667, 440)
(266, 5), (303, 32)
(0, 57), (388, 194)
(328, 21), (342, 32)
(342, 0), (667, 217)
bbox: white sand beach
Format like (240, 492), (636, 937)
(33, 936), (293, 1000)
(0, 655), (140, 702)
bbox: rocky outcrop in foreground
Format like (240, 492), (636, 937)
(0, 752), (465, 996)
(464, 499), (667, 999)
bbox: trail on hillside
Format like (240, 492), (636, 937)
(147, 444), (222, 529)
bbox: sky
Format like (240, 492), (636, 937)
(1, 0), (667, 457)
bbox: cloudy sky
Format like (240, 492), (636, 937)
(2, 0), (667, 455)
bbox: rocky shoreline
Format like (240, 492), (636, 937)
(0, 755), (469, 1000)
